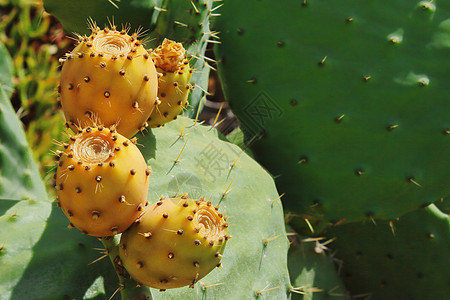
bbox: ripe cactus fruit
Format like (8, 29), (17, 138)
(119, 196), (228, 290)
(147, 39), (193, 128)
(59, 24), (158, 138)
(55, 126), (150, 237)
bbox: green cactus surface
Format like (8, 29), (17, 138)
(0, 40), (45, 203)
(288, 233), (347, 299)
(326, 204), (450, 299)
(213, 0), (450, 227)
(43, 0), (163, 36)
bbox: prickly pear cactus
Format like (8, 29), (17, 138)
(119, 197), (228, 290)
(59, 25), (158, 138)
(0, 39), (50, 299)
(56, 126), (151, 237)
(129, 116), (291, 298)
(152, 0), (217, 121)
(214, 0), (450, 226)
(43, 0), (216, 118)
(43, 0), (163, 36)
(327, 204), (450, 299)
(0, 41), (117, 299)
(288, 232), (347, 299)
(148, 39), (193, 128)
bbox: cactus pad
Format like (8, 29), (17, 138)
(327, 204), (450, 299)
(288, 233), (347, 299)
(214, 0), (450, 226)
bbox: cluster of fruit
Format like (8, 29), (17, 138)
(54, 25), (228, 290)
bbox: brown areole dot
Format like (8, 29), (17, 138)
(92, 211), (100, 219)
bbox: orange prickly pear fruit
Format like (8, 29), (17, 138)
(59, 25), (158, 138)
(119, 196), (229, 290)
(147, 39), (193, 128)
(55, 125), (151, 237)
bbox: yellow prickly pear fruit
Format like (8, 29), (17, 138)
(59, 25), (158, 138)
(147, 39), (193, 128)
(55, 126), (151, 237)
(119, 196), (229, 290)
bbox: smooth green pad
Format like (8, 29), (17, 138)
(136, 116), (290, 299)
(327, 205), (450, 299)
(4, 203), (118, 300)
(43, 0), (162, 36)
(214, 0), (450, 225)
(288, 235), (347, 299)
